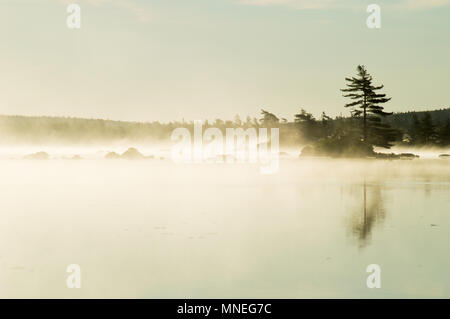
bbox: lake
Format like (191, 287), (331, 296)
(0, 157), (449, 298)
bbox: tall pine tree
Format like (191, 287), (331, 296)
(341, 65), (397, 148)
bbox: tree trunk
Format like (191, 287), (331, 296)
(363, 95), (367, 143)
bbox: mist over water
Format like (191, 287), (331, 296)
(0, 148), (449, 298)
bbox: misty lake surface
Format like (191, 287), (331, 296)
(0, 157), (449, 298)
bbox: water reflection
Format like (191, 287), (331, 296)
(347, 181), (386, 248)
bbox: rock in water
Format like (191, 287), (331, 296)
(24, 152), (49, 160)
(399, 153), (420, 159)
(439, 154), (450, 159)
(121, 147), (144, 159)
(105, 152), (120, 159)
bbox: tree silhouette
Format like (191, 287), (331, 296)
(259, 109), (279, 127)
(409, 113), (422, 144)
(233, 114), (242, 127)
(294, 108), (319, 141)
(321, 112), (332, 138)
(341, 65), (395, 148)
(347, 181), (385, 249)
(421, 112), (438, 144)
(439, 118), (450, 146)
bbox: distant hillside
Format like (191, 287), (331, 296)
(386, 108), (450, 130)
(0, 115), (177, 144)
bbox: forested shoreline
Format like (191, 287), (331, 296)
(1, 107), (448, 147)
(1, 66), (449, 155)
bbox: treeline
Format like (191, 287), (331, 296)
(1, 64), (449, 149)
(386, 110), (450, 146)
(0, 115), (180, 144)
(268, 107), (450, 147)
(0, 108), (449, 147)
(1, 65), (448, 150)
(0, 113), (301, 145)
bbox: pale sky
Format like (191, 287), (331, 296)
(0, 0), (449, 122)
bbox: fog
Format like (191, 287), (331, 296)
(0, 142), (449, 161)
(0, 151), (449, 298)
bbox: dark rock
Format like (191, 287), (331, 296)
(375, 152), (419, 159)
(121, 147), (144, 159)
(399, 153), (420, 159)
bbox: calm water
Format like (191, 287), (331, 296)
(0, 158), (449, 298)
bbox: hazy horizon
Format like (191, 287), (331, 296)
(1, 106), (449, 124)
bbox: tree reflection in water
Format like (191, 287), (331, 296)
(347, 180), (386, 248)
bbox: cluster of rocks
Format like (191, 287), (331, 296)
(299, 145), (424, 160)
(22, 148), (156, 160)
(23, 152), (83, 160)
(105, 148), (154, 160)
(300, 146), (450, 160)
(19, 148), (450, 161)
(374, 152), (420, 160)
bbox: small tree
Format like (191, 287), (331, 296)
(233, 114), (242, 127)
(341, 65), (395, 148)
(420, 113), (437, 144)
(409, 113), (422, 144)
(245, 116), (252, 128)
(294, 108), (319, 141)
(438, 118), (450, 146)
(321, 112), (333, 138)
(260, 109), (280, 127)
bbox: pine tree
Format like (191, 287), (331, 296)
(260, 109), (279, 127)
(233, 114), (242, 127)
(409, 113), (422, 144)
(321, 112), (332, 138)
(439, 118), (450, 146)
(294, 108), (319, 141)
(245, 116), (252, 128)
(421, 113), (437, 144)
(341, 65), (396, 148)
